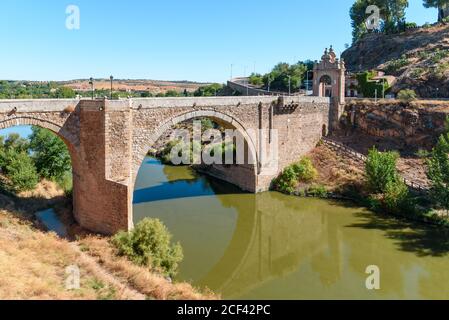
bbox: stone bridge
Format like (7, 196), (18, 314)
(0, 95), (334, 234)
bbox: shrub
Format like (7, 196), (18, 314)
(292, 157), (318, 182)
(427, 134), (449, 213)
(112, 218), (183, 278)
(249, 73), (264, 86)
(275, 166), (298, 194)
(384, 55), (409, 74)
(1, 149), (39, 192)
(307, 184), (328, 198)
(383, 179), (410, 213)
(365, 147), (400, 194)
(274, 157), (317, 194)
(397, 89), (417, 101)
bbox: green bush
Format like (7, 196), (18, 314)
(1, 149), (39, 192)
(292, 157), (318, 182)
(307, 184), (328, 198)
(383, 179), (410, 213)
(249, 73), (264, 86)
(112, 218), (183, 278)
(384, 55), (409, 74)
(274, 157), (317, 194)
(397, 89), (417, 101)
(427, 134), (449, 213)
(365, 147), (400, 194)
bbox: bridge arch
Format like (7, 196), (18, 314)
(132, 109), (259, 188)
(0, 116), (77, 151)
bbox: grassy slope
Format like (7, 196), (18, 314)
(0, 181), (216, 300)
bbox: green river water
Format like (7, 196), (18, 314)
(133, 157), (449, 300)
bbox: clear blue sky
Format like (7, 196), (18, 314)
(0, 0), (438, 83)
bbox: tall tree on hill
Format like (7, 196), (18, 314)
(423, 0), (449, 22)
(350, 0), (409, 42)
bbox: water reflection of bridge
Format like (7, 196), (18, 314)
(197, 187), (345, 299)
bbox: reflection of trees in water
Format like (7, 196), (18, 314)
(200, 193), (335, 298)
(143, 160), (449, 299)
(344, 211), (449, 299)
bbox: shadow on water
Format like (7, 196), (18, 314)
(133, 160), (247, 204)
(346, 210), (449, 257)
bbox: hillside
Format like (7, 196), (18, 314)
(342, 24), (449, 98)
(62, 79), (210, 95)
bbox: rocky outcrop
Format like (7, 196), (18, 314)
(342, 100), (449, 149)
(342, 24), (449, 98)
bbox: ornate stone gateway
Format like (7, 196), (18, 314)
(313, 46), (346, 130)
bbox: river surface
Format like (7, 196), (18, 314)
(133, 157), (449, 300)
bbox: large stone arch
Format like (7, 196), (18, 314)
(132, 109), (260, 187)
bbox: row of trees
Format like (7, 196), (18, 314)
(350, 0), (449, 42)
(0, 80), (228, 99)
(0, 127), (72, 193)
(249, 61), (314, 93)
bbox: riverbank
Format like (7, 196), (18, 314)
(0, 181), (216, 300)
(278, 142), (449, 229)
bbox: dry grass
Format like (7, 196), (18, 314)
(78, 236), (217, 300)
(0, 209), (137, 300)
(18, 179), (65, 200)
(308, 145), (366, 192)
(0, 178), (216, 300)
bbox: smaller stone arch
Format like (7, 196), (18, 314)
(318, 75), (333, 97)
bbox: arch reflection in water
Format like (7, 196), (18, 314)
(133, 157), (449, 300)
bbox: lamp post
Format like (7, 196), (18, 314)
(89, 77), (94, 100)
(110, 75), (114, 100)
(287, 75), (291, 96)
(306, 70), (313, 96)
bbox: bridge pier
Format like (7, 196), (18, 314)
(72, 100), (133, 235)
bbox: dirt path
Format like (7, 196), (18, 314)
(69, 243), (146, 300)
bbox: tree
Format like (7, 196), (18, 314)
(194, 83), (223, 97)
(427, 126), (449, 214)
(423, 0), (449, 22)
(350, 0), (410, 42)
(262, 62), (308, 92)
(0, 148), (38, 192)
(365, 147), (401, 193)
(29, 127), (71, 181)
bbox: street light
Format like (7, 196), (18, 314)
(110, 75), (114, 100)
(287, 75), (291, 96)
(89, 77), (94, 100)
(306, 70), (313, 95)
